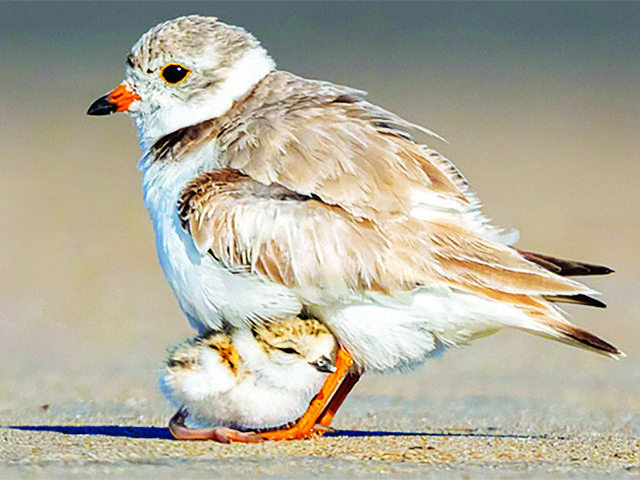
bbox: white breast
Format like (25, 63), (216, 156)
(139, 146), (301, 333)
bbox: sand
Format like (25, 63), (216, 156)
(2, 397), (638, 479)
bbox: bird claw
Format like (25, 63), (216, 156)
(312, 423), (335, 435)
(171, 406), (189, 426)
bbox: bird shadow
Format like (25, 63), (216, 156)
(7, 425), (560, 441)
(9, 425), (175, 440)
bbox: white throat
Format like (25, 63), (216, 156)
(136, 47), (275, 152)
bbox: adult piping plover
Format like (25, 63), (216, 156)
(161, 315), (337, 442)
(88, 15), (622, 440)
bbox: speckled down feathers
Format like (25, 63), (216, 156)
(161, 315), (338, 429)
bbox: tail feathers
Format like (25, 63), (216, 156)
(550, 323), (624, 359)
(521, 316), (624, 359)
(517, 250), (614, 277)
(545, 293), (607, 309)
(518, 249), (612, 309)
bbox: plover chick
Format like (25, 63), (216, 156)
(161, 315), (337, 442)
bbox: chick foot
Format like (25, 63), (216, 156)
(169, 407), (264, 443)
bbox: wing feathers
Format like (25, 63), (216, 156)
(427, 221), (594, 297)
(179, 171), (600, 305)
(213, 71), (472, 219)
(178, 170), (398, 296)
(516, 249), (614, 277)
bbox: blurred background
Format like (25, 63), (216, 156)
(0, 2), (638, 427)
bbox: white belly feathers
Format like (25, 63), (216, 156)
(140, 147), (302, 333)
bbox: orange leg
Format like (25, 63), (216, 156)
(258, 347), (354, 441)
(169, 407), (264, 443)
(316, 370), (361, 428)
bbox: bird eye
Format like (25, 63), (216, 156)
(277, 347), (299, 355)
(160, 64), (191, 85)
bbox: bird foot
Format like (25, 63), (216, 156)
(257, 422), (332, 441)
(168, 407), (264, 443)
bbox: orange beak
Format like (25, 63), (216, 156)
(87, 83), (141, 116)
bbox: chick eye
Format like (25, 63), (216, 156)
(161, 64), (191, 85)
(277, 347), (300, 355)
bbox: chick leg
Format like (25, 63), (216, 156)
(169, 407), (264, 443)
(258, 347), (354, 441)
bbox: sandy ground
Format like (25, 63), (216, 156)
(1, 396), (638, 479)
(1, 3), (639, 478)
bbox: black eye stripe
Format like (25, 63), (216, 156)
(277, 347), (299, 355)
(161, 64), (191, 84)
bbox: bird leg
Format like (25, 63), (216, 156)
(258, 347), (354, 441)
(316, 370), (361, 427)
(169, 407), (264, 443)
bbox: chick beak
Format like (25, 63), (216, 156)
(310, 355), (337, 373)
(87, 83), (140, 116)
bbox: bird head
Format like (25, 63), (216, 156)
(87, 15), (275, 150)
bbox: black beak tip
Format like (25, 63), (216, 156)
(87, 95), (118, 116)
(311, 355), (337, 374)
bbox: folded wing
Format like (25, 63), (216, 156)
(178, 170), (621, 358)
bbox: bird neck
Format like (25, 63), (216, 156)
(136, 47), (275, 153)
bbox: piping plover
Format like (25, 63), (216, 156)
(88, 15), (622, 440)
(161, 315), (337, 442)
